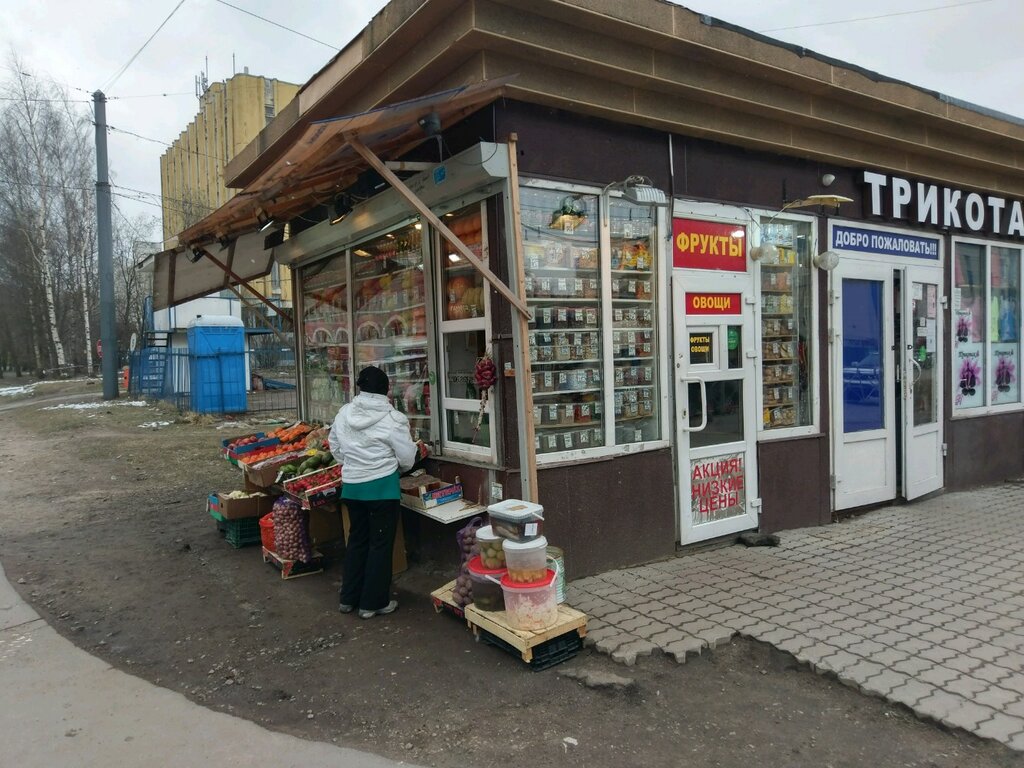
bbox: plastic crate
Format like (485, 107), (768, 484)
(214, 515), (261, 548)
(479, 628), (583, 670)
(259, 514), (275, 551)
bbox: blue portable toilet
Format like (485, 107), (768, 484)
(187, 315), (247, 414)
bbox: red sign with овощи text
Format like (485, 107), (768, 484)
(686, 292), (741, 315)
(673, 218), (747, 271)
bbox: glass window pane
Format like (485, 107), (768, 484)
(440, 204), (486, 321)
(911, 283), (938, 426)
(301, 252), (351, 424)
(522, 187), (605, 456)
(990, 246), (1020, 406)
(446, 410), (490, 448)
(727, 325), (742, 369)
(759, 219), (813, 430)
(611, 198), (660, 444)
(842, 278), (885, 433)
(351, 222), (433, 442)
(443, 330), (486, 400)
(689, 379), (744, 448)
(953, 243), (986, 409)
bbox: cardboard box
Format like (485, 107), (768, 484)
(341, 503), (407, 575)
(307, 504), (344, 547)
(209, 491), (276, 521)
(400, 480), (463, 510)
(243, 450), (310, 488)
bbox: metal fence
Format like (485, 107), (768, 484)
(128, 342), (297, 416)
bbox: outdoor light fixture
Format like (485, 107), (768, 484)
(603, 175), (669, 207)
(549, 195), (587, 229)
(187, 247), (205, 263)
(813, 249), (841, 271)
(330, 194), (354, 225)
(749, 193), (852, 265)
(417, 111), (441, 137)
(255, 209), (276, 232)
(821, 173), (836, 188)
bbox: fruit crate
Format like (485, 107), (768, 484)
(262, 547), (324, 579)
(430, 579), (466, 620)
(210, 510), (262, 548)
(480, 627), (583, 671)
(282, 465), (342, 509)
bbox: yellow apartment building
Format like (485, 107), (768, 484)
(160, 71), (299, 305)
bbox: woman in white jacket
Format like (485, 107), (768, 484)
(329, 366), (423, 618)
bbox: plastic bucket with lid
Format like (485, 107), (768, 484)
(499, 567), (559, 631)
(487, 499), (544, 542)
(502, 535), (549, 583)
(476, 525), (505, 569)
(466, 555), (506, 612)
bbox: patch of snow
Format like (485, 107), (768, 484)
(0, 385), (35, 398)
(138, 421), (173, 429)
(41, 400), (149, 411)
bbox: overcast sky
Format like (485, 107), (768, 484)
(1, 0), (1020, 243)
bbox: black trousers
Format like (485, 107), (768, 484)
(340, 498), (399, 611)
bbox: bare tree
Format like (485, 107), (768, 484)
(0, 55), (96, 376)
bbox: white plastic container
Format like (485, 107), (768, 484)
(502, 535), (549, 583)
(476, 525), (505, 569)
(500, 569), (559, 631)
(487, 499), (544, 542)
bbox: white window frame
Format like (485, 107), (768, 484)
(519, 178), (671, 467)
(951, 234), (1024, 418)
(671, 201), (822, 440)
(434, 199), (497, 462)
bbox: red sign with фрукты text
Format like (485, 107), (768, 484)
(673, 218), (747, 271)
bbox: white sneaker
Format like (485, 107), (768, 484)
(358, 600), (398, 619)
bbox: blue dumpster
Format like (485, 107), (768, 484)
(187, 315), (247, 414)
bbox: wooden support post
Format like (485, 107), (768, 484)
(195, 247), (293, 324)
(347, 135), (531, 319)
(506, 135), (538, 504)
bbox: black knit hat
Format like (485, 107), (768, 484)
(356, 365), (389, 395)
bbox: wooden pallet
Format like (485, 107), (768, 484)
(262, 547), (324, 579)
(464, 603), (587, 664)
(430, 579), (466, 619)
(431, 579), (587, 665)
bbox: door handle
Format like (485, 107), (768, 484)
(910, 357), (923, 385)
(680, 377), (707, 432)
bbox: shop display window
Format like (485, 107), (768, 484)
(953, 241), (1021, 411)
(758, 218), (813, 432)
(438, 203), (493, 458)
(521, 184), (664, 461)
(350, 221), (434, 442)
(301, 253), (351, 424)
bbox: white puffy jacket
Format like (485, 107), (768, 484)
(328, 393), (418, 484)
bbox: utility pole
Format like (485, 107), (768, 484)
(94, 90), (118, 400)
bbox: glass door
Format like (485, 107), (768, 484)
(672, 274), (759, 544)
(831, 262), (896, 510)
(903, 265), (944, 499)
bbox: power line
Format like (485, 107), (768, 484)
(104, 123), (226, 163)
(103, 0), (188, 91)
(0, 63), (94, 96)
(109, 92), (194, 100)
(759, 0), (996, 33)
(0, 96), (92, 104)
(212, 0), (339, 50)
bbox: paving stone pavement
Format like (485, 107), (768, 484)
(567, 483), (1024, 751)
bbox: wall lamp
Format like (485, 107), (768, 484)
(330, 194), (354, 226)
(749, 194), (853, 267)
(255, 209), (276, 232)
(603, 175), (669, 207)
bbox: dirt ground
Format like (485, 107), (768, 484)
(0, 378), (1020, 768)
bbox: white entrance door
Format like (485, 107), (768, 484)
(831, 261), (944, 510)
(831, 262), (897, 510)
(673, 274), (759, 544)
(902, 265), (944, 499)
